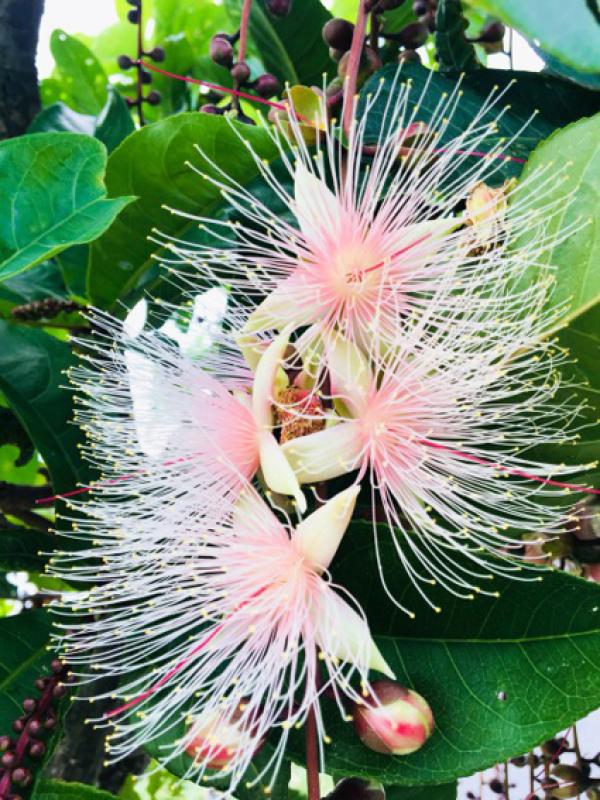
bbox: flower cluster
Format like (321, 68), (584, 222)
(51, 70), (593, 794)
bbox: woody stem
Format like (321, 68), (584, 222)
(342, 0), (368, 135)
(305, 703), (320, 800)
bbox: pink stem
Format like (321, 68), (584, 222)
(237, 0), (253, 64)
(342, 0), (368, 136)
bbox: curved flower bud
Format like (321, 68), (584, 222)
(293, 485), (360, 572)
(353, 680), (434, 755)
(185, 706), (264, 770)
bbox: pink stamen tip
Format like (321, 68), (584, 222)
(103, 585), (269, 719)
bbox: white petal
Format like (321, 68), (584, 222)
(313, 590), (395, 679)
(294, 162), (341, 242)
(281, 422), (364, 484)
(293, 486), (359, 572)
(258, 432), (306, 513)
(252, 330), (290, 429)
(326, 336), (372, 417)
(125, 351), (179, 460)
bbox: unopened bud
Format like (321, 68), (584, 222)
(326, 778), (385, 800)
(322, 18), (355, 52)
(148, 46), (165, 62)
(551, 765), (589, 799)
(117, 54), (134, 70)
(466, 179), (514, 244)
(353, 680), (434, 756)
(210, 35), (234, 67)
(337, 46), (382, 84)
(185, 707), (264, 770)
(398, 49), (421, 64)
(145, 91), (162, 106)
(397, 21), (429, 49)
(230, 61), (251, 83)
(265, 0), (292, 17)
(254, 73), (280, 98)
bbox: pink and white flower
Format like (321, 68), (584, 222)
(52, 485), (394, 792)
(154, 71), (573, 355)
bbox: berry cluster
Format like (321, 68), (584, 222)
(0, 660), (72, 800)
(116, 0), (163, 122)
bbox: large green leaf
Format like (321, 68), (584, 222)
(224, 0), (333, 85)
(0, 610), (52, 732)
(465, 0), (600, 74)
(0, 133), (134, 283)
(29, 90), (134, 155)
(359, 63), (600, 181)
(387, 783), (457, 800)
(33, 780), (117, 800)
(284, 529), (600, 785)
(47, 29), (109, 115)
(511, 113), (600, 333)
(87, 113), (280, 310)
(0, 528), (53, 572)
(0, 322), (86, 493)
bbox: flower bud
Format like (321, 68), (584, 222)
(265, 0), (292, 17)
(117, 54), (134, 70)
(0, 736), (12, 752)
(210, 35), (234, 67)
(230, 61), (251, 83)
(254, 73), (280, 98)
(337, 47), (382, 84)
(185, 707), (264, 770)
(551, 765), (589, 799)
(398, 49), (421, 64)
(145, 91), (162, 106)
(353, 680), (434, 756)
(397, 21), (429, 49)
(148, 46), (165, 62)
(322, 18), (355, 52)
(466, 179), (514, 244)
(326, 778), (385, 800)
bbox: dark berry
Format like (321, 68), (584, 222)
(11, 719), (25, 734)
(479, 20), (505, 43)
(141, 69), (152, 84)
(27, 719), (42, 737)
(265, 0), (292, 17)
(148, 46), (165, 62)
(29, 741), (46, 760)
(127, 9), (140, 24)
(230, 61), (251, 83)
(145, 91), (162, 106)
(322, 18), (355, 51)
(43, 715), (57, 731)
(22, 698), (36, 713)
(51, 659), (64, 674)
(209, 35), (234, 67)
(412, 0), (429, 14)
(200, 103), (221, 114)
(117, 54), (134, 70)
(52, 684), (66, 699)
(1, 752), (16, 769)
(397, 21), (428, 48)
(254, 73), (280, 98)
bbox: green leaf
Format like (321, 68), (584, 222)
(29, 104), (96, 137)
(49, 29), (109, 115)
(0, 321), (87, 493)
(387, 783), (457, 800)
(359, 63), (600, 181)
(464, 0), (600, 74)
(88, 113), (280, 310)
(0, 610), (52, 732)
(224, 0), (333, 85)
(0, 529), (53, 572)
(285, 528), (600, 785)
(536, 47), (600, 92)
(93, 90), (136, 153)
(33, 779), (117, 800)
(0, 133), (135, 283)
(511, 113), (600, 333)
(435, 0), (480, 73)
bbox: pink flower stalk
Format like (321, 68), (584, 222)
(52, 485), (394, 792)
(153, 69), (575, 356)
(65, 311), (306, 530)
(280, 328), (597, 613)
